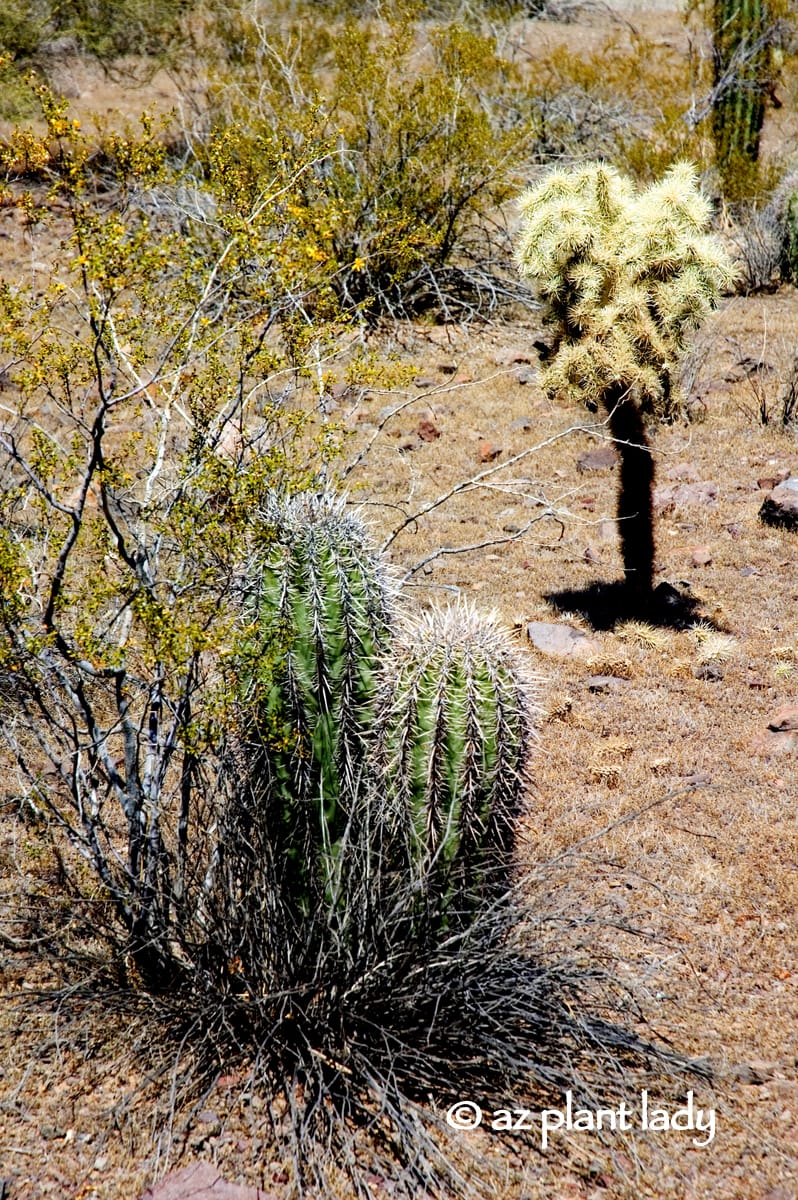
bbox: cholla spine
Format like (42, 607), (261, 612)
(374, 600), (541, 929)
(516, 162), (735, 420)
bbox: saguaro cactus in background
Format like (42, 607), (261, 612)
(245, 491), (395, 925)
(711, 0), (771, 199)
(516, 162), (734, 597)
(374, 600), (540, 935)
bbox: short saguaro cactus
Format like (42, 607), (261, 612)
(374, 600), (541, 937)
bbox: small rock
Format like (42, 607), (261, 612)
(140, 1163), (277, 1199)
(514, 366), (538, 385)
(739, 565), (761, 577)
(437, 362), (457, 375)
(576, 446), (618, 473)
(578, 495), (595, 510)
(757, 468), (790, 490)
(414, 376), (437, 389)
(417, 418), (441, 442)
(760, 477), (798, 531)
(502, 523), (521, 533)
(398, 439), (419, 453)
(749, 730), (798, 756)
(527, 621), (602, 660)
(587, 675), (626, 693)
(729, 1061), (777, 1085)
(723, 522), (743, 538)
(694, 663), (723, 681)
(653, 481), (718, 513)
(768, 705), (798, 733)
(510, 416), (534, 432)
(665, 462), (701, 482)
(690, 546), (712, 567)
(41, 1125), (66, 1140)
(197, 1110), (222, 1136)
(479, 441), (503, 463)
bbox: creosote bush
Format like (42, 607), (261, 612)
(202, 3), (537, 320)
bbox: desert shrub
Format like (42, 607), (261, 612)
(518, 37), (709, 180)
(728, 171), (798, 292)
(0, 0), (193, 63)
(0, 86), (347, 981)
(201, 4), (537, 319)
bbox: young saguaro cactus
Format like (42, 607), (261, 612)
(711, 0), (771, 199)
(245, 490), (395, 922)
(374, 600), (541, 935)
(516, 162), (734, 595)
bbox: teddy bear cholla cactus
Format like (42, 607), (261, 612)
(516, 162), (734, 594)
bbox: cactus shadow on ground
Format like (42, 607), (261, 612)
(543, 579), (714, 632)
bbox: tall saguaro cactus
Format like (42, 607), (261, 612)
(244, 491), (395, 933)
(516, 162), (734, 598)
(711, 0), (771, 198)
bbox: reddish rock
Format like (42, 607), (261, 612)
(759, 477), (798, 531)
(417, 418), (441, 441)
(479, 440), (503, 463)
(767, 705), (798, 733)
(690, 546), (712, 567)
(140, 1163), (277, 1200)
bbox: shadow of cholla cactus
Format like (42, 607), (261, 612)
(243, 491), (396, 940)
(374, 600), (541, 937)
(516, 162), (734, 595)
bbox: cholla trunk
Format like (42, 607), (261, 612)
(374, 601), (540, 939)
(603, 385), (656, 596)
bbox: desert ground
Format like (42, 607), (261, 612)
(1, 2), (797, 1198)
